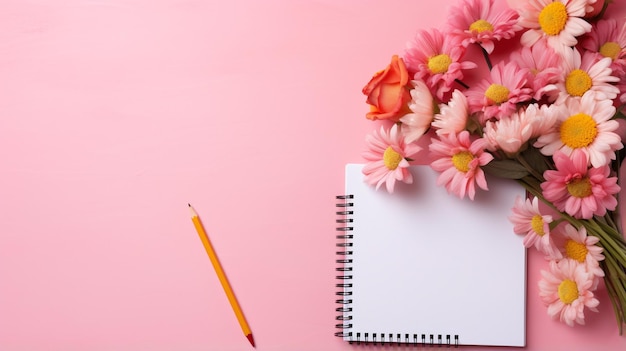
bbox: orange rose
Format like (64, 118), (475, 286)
(362, 55), (412, 121)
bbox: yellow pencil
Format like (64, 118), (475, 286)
(188, 204), (255, 348)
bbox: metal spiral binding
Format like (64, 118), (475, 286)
(351, 333), (459, 347)
(335, 194), (354, 338)
(334, 194), (460, 347)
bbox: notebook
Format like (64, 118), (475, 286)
(335, 163), (526, 347)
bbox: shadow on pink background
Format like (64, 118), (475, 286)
(1, 1), (625, 350)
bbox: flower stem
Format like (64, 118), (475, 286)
(479, 44), (492, 71)
(455, 79), (469, 89)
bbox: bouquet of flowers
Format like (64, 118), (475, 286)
(358, 0), (626, 332)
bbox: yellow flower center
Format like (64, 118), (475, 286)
(383, 146), (403, 170)
(451, 151), (474, 172)
(565, 69), (592, 97)
(428, 54), (452, 74)
(469, 19), (494, 33)
(599, 41), (621, 60)
(558, 279), (579, 304)
(564, 239), (589, 262)
(531, 215), (546, 236)
(559, 113), (598, 149)
(567, 177), (593, 198)
(484, 84), (510, 104)
(539, 2), (568, 36)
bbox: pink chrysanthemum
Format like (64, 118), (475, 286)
(429, 131), (493, 200)
(362, 124), (422, 193)
(432, 89), (469, 136)
(483, 108), (533, 156)
(526, 103), (559, 139)
(510, 38), (561, 101)
(538, 259), (599, 327)
(552, 48), (619, 104)
(541, 150), (620, 219)
(403, 28), (477, 100)
(558, 224), (605, 278)
(400, 80), (435, 143)
(582, 18), (626, 76)
(509, 196), (561, 258)
(514, 0), (593, 55)
(445, 0), (521, 54)
(465, 61), (533, 122)
(534, 91), (622, 168)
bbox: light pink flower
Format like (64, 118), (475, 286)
(538, 259), (599, 327)
(510, 38), (562, 101)
(465, 61), (533, 122)
(432, 89), (469, 136)
(429, 131), (493, 200)
(483, 109), (533, 155)
(445, 0), (521, 54)
(534, 91), (621, 168)
(582, 18), (626, 76)
(509, 195), (561, 258)
(541, 150), (620, 219)
(362, 124), (422, 193)
(403, 28), (477, 100)
(558, 224), (605, 278)
(400, 80), (435, 143)
(526, 103), (559, 139)
(552, 48), (619, 104)
(514, 0), (593, 55)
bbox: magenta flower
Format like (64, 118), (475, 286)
(465, 61), (533, 122)
(362, 124), (422, 193)
(429, 131), (493, 200)
(403, 28), (477, 100)
(445, 0), (521, 54)
(541, 150), (620, 219)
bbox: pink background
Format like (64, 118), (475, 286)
(1, 0), (626, 350)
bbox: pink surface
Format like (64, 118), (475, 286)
(1, 1), (625, 350)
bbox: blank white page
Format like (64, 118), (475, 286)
(342, 163), (526, 347)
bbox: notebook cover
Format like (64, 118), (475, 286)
(335, 163), (526, 347)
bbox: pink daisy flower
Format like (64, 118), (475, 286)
(582, 18), (626, 76)
(465, 61), (533, 122)
(445, 0), (521, 54)
(514, 0), (592, 55)
(558, 223), (605, 278)
(534, 91), (621, 168)
(362, 124), (422, 193)
(538, 258), (599, 327)
(509, 195), (561, 258)
(510, 38), (562, 101)
(552, 48), (619, 104)
(400, 80), (435, 143)
(429, 131), (493, 200)
(432, 89), (469, 136)
(541, 150), (620, 219)
(403, 28), (477, 100)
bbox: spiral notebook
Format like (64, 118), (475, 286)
(335, 164), (526, 347)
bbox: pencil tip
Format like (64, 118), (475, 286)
(246, 334), (255, 348)
(188, 203), (191, 207)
